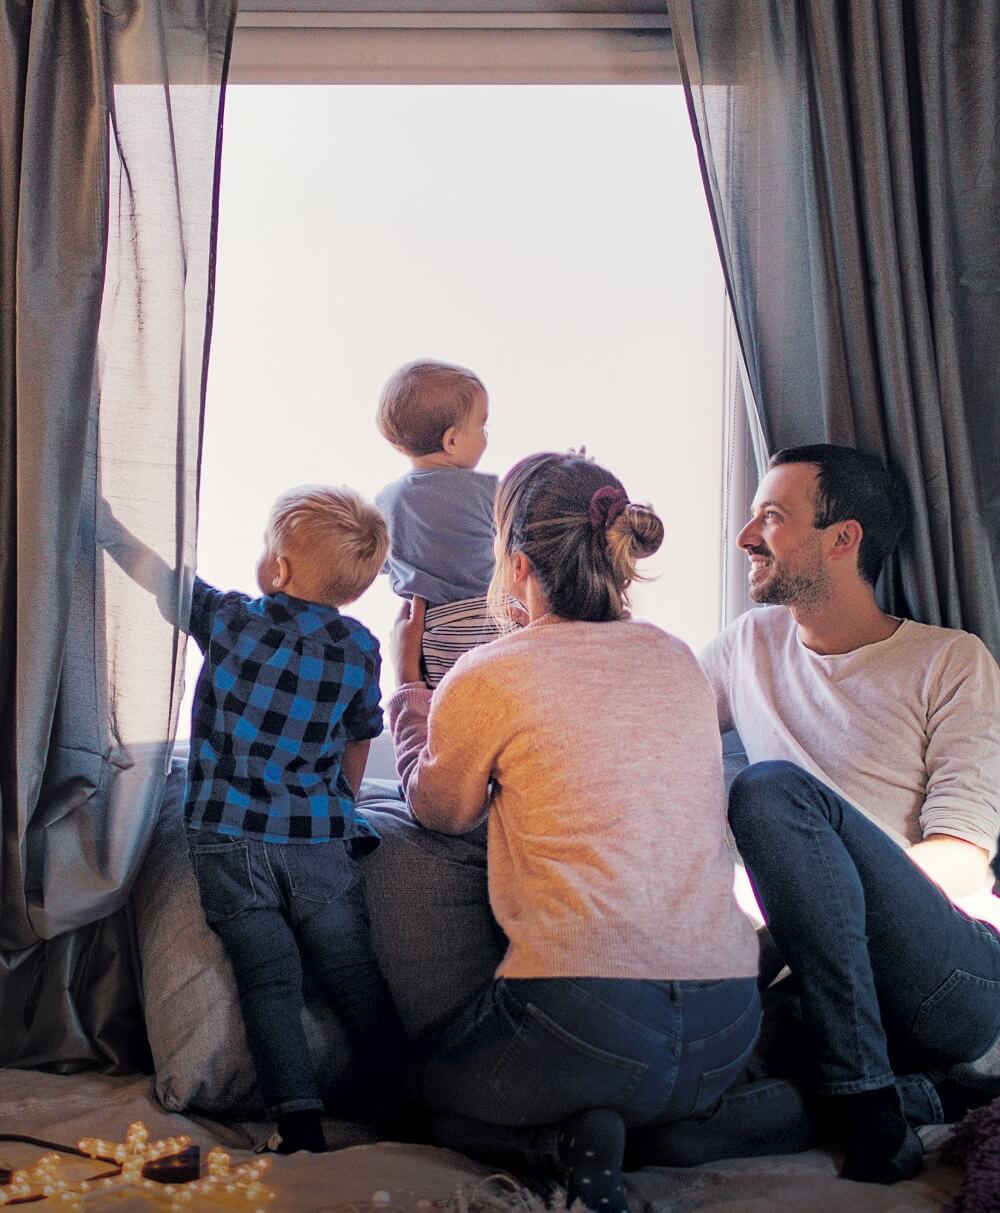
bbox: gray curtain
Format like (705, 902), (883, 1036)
(0, 0), (235, 1069)
(669, 0), (1000, 659)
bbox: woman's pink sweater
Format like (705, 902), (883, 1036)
(387, 616), (758, 981)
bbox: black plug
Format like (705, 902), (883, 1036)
(141, 1145), (201, 1184)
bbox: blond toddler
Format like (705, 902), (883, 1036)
(183, 486), (405, 1152)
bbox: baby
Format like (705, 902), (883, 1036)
(376, 360), (500, 686)
(182, 486), (405, 1152)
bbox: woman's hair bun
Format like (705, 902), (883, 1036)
(623, 502), (664, 558)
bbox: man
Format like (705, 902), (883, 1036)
(700, 444), (1000, 1185)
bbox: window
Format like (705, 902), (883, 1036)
(181, 78), (726, 757)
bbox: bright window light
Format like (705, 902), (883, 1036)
(182, 85), (725, 735)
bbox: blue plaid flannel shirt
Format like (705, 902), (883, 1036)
(184, 576), (382, 848)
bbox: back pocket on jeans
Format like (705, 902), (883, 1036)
(488, 1000), (647, 1124)
(688, 988), (760, 1116)
(911, 969), (1000, 1064)
(281, 841), (357, 905)
(190, 839), (256, 923)
(692, 1041), (756, 1117)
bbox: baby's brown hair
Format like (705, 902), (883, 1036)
(377, 359), (486, 457)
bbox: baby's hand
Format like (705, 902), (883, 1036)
(390, 595), (427, 686)
(567, 445), (595, 462)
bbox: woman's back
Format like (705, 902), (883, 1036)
(388, 451), (768, 1208)
(394, 614), (758, 982)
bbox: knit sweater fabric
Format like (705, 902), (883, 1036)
(387, 616), (759, 982)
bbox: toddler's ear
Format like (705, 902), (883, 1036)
(441, 425), (459, 455)
(273, 555), (292, 590)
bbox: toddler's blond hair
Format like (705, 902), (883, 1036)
(377, 359), (485, 457)
(268, 485), (388, 607)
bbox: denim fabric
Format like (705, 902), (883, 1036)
(624, 1072), (814, 1168)
(411, 975), (761, 1130)
(729, 761), (1000, 1096)
(188, 828), (404, 1118)
(753, 970), (949, 1127)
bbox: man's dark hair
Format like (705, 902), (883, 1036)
(768, 444), (909, 585)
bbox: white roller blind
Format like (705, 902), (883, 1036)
(232, 2), (677, 83)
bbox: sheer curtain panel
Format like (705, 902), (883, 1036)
(669, 0), (1000, 656)
(0, 0), (235, 1069)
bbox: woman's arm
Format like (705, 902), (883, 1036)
(388, 598), (494, 833)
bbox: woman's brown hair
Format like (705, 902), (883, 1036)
(488, 452), (663, 626)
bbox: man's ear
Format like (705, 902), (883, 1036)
(830, 519), (863, 562)
(272, 555), (292, 589)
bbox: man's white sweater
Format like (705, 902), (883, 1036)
(700, 606), (1000, 928)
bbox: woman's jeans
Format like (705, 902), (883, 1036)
(407, 974), (786, 1173)
(413, 976), (760, 1126)
(729, 762), (1000, 1098)
(188, 829), (404, 1119)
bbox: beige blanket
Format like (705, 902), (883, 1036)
(0, 1070), (962, 1212)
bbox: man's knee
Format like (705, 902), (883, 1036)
(729, 761), (808, 837)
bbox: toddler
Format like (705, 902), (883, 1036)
(183, 485), (404, 1153)
(376, 359), (500, 685)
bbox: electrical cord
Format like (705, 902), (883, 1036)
(0, 1136), (118, 1202)
(0, 1134), (98, 1160)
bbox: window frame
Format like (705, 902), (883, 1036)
(231, 2), (678, 84)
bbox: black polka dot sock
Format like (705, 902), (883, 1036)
(556, 1108), (628, 1213)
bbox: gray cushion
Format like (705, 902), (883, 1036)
(359, 782), (504, 1039)
(132, 763), (502, 1115)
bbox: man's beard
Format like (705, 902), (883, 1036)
(748, 542), (831, 610)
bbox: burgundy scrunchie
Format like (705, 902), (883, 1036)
(588, 485), (629, 531)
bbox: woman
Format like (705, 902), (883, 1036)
(387, 452), (762, 1210)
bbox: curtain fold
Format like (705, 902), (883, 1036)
(0, 0), (236, 1069)
(669, 0), (1000, 657)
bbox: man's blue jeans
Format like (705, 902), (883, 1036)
(188, 829), (404, 1118)
(729, 762), (1000, 1098)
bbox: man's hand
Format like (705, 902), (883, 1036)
(390, 596), (427, 687)
(909, 835), (992, 900)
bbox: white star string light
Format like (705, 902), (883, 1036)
(79, 1120), (192, 1175)
(172, 1146), (274, 1212)
(0, 1151), (109, 1209)
(0, 1122), (274, 1213)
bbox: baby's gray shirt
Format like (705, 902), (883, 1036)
(376, 468), (498, 606)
